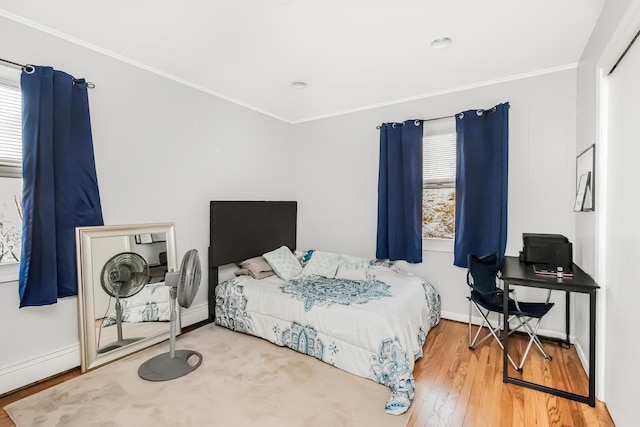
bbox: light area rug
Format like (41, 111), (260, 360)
(5, 323), (409, 427)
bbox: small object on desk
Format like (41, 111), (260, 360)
(533, 264), (573, 278)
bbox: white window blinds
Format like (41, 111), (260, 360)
(0, 82), (22, 177)
(423, 116), (456, 185)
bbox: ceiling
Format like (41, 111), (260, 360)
(0, 0), (606, 123)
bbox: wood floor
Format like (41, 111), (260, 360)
(0, 319), (615, 427)
(407, 320), (614, 427)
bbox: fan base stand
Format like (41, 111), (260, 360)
(97, 337), (144, 354)
(138, 350), (203, 381)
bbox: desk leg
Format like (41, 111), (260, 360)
(565, 291), (571, 347)
(503, 280), (510, 383)
(588, 290), (597, 407)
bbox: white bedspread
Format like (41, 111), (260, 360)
(215, 264), (441, 415)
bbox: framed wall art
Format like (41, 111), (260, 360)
(135, 233), (153, 244)
(575, 144), (595, 212)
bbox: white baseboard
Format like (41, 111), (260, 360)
(0, 345), (80, 396)
(1, 305), (210, 396)
(180, 302), (209, 327)
(440, 310), (575, 343)
(573, 338), (589, 377)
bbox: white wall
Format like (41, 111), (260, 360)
(575, 1), (639, 420)
(0, 16), (294, 395)
(291, 69), (577, 334)
(603, 36), (640, 426)
(576, 0), (640, 424)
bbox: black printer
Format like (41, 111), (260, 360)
(519, 233), (573, 268)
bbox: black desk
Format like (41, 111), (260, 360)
(500, 255), (599, 407)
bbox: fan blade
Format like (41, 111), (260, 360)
(118, 273), (149, 296)
(177, 249), (201, 308)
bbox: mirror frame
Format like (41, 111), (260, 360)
(76, 223), (179, 372)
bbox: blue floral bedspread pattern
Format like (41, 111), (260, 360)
(214, 282), (252, 333)
(280, 275), (392, 311)
(103, 282), (171, 326)
(415, 327), (427, 359)
(370, 337), (415, 416)
(282, 322), (325, 361)
(214, 265), (441, 416)
(422, 280), (442, 328)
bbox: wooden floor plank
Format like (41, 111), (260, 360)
(410, 320), (613, 427)
(1, 319), (615, 427)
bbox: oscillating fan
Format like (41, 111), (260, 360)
(98, 252), (150, 353)
(139, 249), (203, 381)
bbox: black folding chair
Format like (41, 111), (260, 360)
(467, 253), (554, 371)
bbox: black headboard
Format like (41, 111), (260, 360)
(208, 201), (297, 320)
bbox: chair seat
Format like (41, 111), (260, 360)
(467, 253), (555, 371)
(471, 290), (554, 319)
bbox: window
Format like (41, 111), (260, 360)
(0, 78), (22, 279)
(422, 117), (456, 240)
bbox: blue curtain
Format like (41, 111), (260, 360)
(376, 120), (423, 263)
(19, 66), (103, 307)
(453, 102), (509, 268)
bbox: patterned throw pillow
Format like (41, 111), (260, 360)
(335, 255), (370, 281)
(263, 246), (303, 281)
(301, 251), (341, 278)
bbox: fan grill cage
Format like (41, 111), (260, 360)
(177, 249), (201, 308)
(100, 252), (150, 298)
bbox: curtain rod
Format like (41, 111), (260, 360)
(376, 114), (454, 129)
(376, 106), (501, 129)
(0, 57), (95, 88)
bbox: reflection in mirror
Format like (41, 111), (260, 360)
(76, 223), (178, 372)
(94, 235), (169, 353)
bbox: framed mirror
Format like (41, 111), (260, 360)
(76, 223), (178, 372)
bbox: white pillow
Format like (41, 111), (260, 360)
(302, 251), (341, 278)
(263, 246), (302, 281)
(335, 256), (370, 281)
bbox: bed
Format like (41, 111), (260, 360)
(208, 201), (441, 415)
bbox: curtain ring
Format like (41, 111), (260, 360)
(491, 106), (497, 113)
(458, 113), (464, 119)
(23, 64), (35, 74)
(414, 119), (421, 126)
(392, 123), (398, 129)
(72, 79), (96, 89)
(476, 109), (484, 116)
